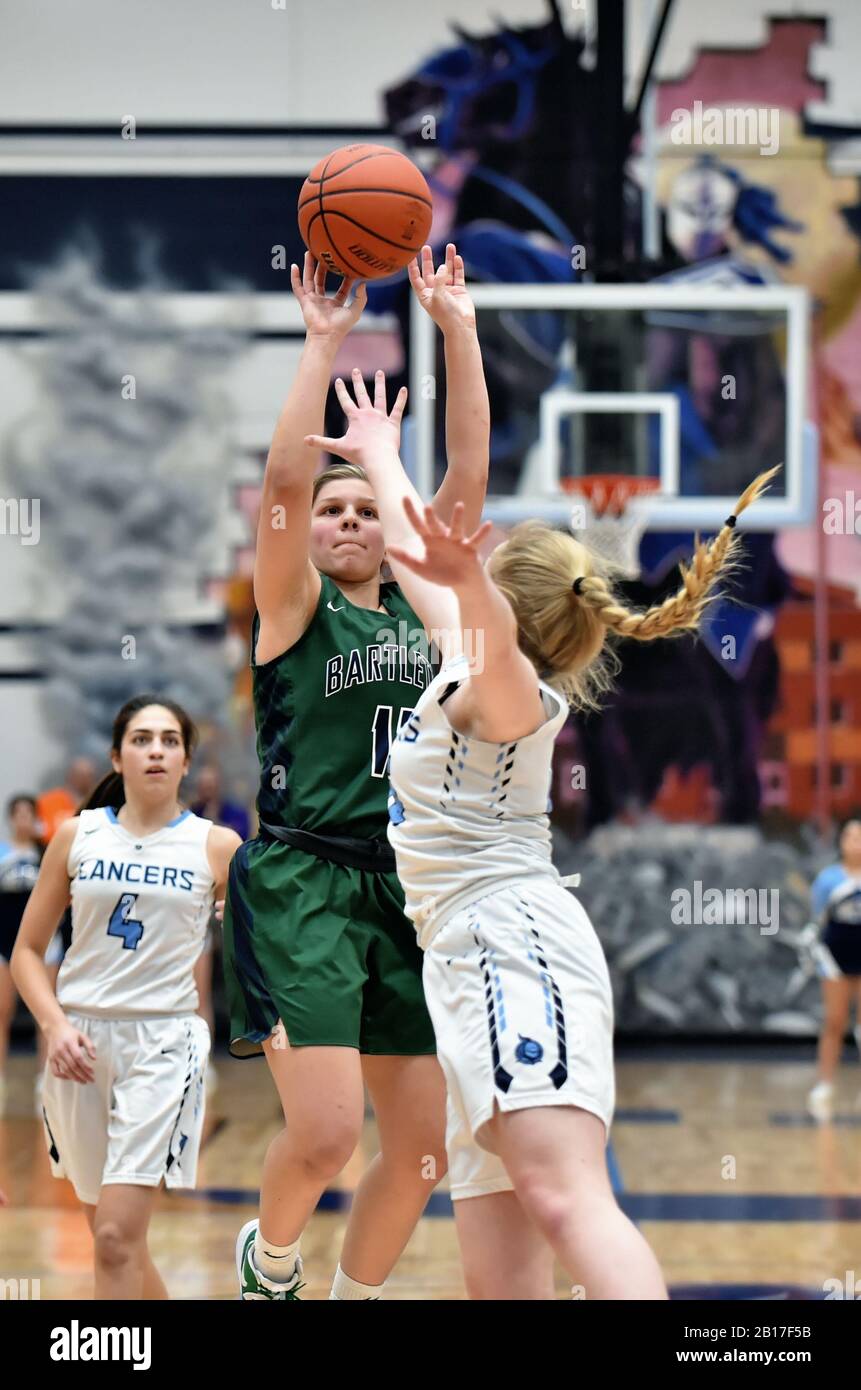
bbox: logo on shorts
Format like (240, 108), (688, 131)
(515, 1036), (543, 1065)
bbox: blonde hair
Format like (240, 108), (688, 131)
(311, 461), (369, 505)
(486, 467), (780, 710)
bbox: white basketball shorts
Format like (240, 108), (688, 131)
(41, 1012), (210, 1206)
(423, 875), (615, 1202)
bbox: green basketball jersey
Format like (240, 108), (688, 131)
(253, 572), (436, 839)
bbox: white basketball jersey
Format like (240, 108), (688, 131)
(387, 652), (570, 947)
(57, 807), (215, 1018)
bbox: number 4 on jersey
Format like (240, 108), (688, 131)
(107, 892), (144, 951)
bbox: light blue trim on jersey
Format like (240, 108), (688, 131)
(104, 806), (190, 829)
(811, 864), (856, 920)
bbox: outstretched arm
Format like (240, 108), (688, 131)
(410, 245), (490, 534)
(254, 255), (367, 642)
(304, 371), (537, 741)
(306, 371), (463, 664)
(388, 500), (545, 743)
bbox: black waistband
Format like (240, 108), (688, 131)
(259, 822), (396, 873)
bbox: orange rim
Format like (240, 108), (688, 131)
(561, 474), (660, 516)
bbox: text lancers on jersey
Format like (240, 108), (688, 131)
(75, 859), (196, 891)
(325, 644), (435, 698)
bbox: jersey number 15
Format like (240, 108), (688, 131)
(371, 704), (417, 778)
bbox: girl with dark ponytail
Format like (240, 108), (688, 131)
(11, 694), (241, 1300)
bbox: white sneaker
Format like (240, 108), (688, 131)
(236, 1219), (304, 1300)
(806, 1081), (834, 1121)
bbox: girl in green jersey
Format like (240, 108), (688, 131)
(225, 246), (495, 1300)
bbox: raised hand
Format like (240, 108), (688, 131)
(387, 498), (492, 588)
(291, 251), (367, 341)
(304, 368), (408, 463)
(408, 243), (476, 331)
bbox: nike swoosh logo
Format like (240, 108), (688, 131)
(327, 600), (345, 612)
(84, 828), (98, 835)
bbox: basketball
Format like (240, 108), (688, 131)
(297, 143), (433, 280)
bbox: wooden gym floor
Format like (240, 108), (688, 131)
(2, 1048), (860, 1300)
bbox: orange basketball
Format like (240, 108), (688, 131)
(297, 143), (433, 280)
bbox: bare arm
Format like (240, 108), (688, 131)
(11, 819), (97, 1083)
(11, 819), (76, 1033)
(254, 255), (367, 643)
(409, 245), (490, 535)
(304, 373), (528, 735)
(389, 500), (546, 743)
(306, 372), (464, 665)
(206, 825), (243, 901)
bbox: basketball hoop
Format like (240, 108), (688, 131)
(561, 475), (660, 578)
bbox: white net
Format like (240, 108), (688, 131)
(566, 484), (658, 579)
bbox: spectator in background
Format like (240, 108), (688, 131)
(806, 815), (861, 1120)
(37, 757), (98, 844)
(0, 795), (63, 1114)
(190, 765), (250, 842)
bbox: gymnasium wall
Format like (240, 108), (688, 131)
(2, 1), (859, 126)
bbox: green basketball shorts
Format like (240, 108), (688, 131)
(222, 835), (436, 1058)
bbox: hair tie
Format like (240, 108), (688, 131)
(572, 577), (585, 595)
(725, 514), (737, 529)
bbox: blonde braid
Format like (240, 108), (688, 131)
(575, 466), (781, 642)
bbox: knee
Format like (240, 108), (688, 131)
(823, 1015), (848, 1039)
(416, 1143), (449, 1189)
(384, 1139), (448, 1189)
(428, 1145), (448, 1186)
(294, 1124), (361, 1183)
(514, 1177), (571, 1242)
(93, 1221), (138, 1271)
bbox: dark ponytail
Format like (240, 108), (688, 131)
(81, 771), (126, 812)
(79, 694), (198, 813)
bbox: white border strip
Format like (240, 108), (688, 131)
(0, 291), (397, 334)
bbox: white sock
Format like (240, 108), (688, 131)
(254, 1229), (301, 1284)
(329, 1264), (384, 1301)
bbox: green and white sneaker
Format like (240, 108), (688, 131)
(236, 1219), (304, 1300)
